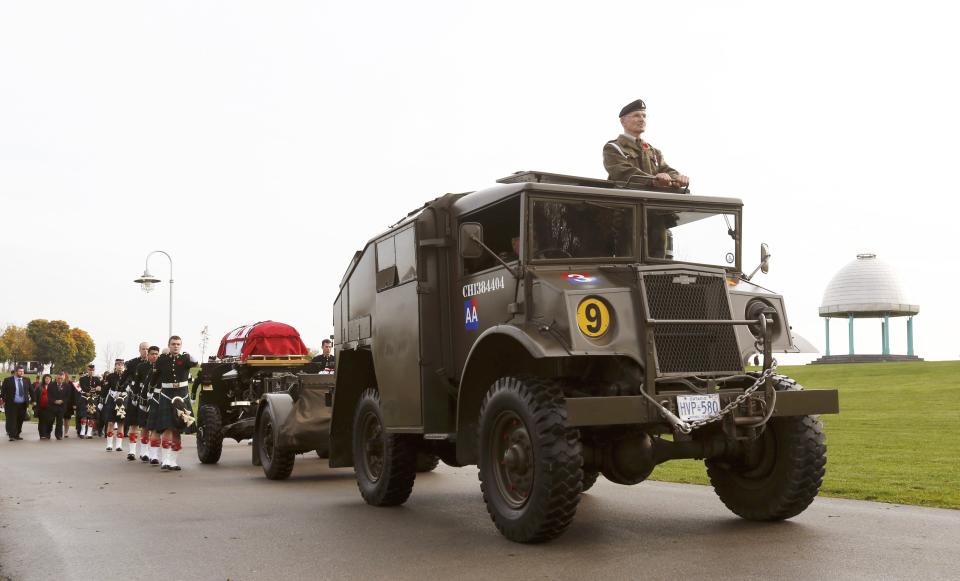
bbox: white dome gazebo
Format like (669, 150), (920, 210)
(815, 253), (920, 363)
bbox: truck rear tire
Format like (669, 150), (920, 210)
(478, 376), (583, 543)
(352, 389), (417, 506)
(706, 375), (826, 521)
(416, 452), (440, 473)
(259, 405), (296, 480)
(196, 405), (223, 465)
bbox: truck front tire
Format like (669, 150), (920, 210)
(478, 376), (583, 543)
(706, 375), (827, 521)
(196, 405), (223, 465)
(352, 389), (417, 506)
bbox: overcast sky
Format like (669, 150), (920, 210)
(2, 1), (958, 366)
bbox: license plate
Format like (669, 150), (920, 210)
(676, 394), (721, 422)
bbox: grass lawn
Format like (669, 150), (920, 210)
(649, 361), (960, 510)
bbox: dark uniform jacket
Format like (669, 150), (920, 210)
(78, 375), (103, 415)
(120, 357), (145, 391)
(603, 134), (680, 183)
(310, 354), (335, 370)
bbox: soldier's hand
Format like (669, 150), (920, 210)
(654, 173), (673, 187)
(675, 174), (690, 187)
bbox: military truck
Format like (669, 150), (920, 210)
(326, 171), (838, 543)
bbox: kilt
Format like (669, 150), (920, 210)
(105, 392), (125, 423)
(76, 395), (91, 419)
(150, 386), (190, 432)
(124, 395), (141, 429)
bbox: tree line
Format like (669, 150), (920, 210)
(0, 320), (96, 373)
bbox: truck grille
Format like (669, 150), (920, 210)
(641, 271), (742, 374)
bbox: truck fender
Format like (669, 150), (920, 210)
(252, 393), (294, 467)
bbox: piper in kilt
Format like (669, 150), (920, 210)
(103, 359), (128, 452)
(138, 346), (161, 463)
(149, 335), (197, 471)
(77, 365), (102, 439)
(120, 343), (149, 461)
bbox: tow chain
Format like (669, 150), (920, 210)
(673, 359), (779, 434)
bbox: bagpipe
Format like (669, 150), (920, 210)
(159, 391), (196, 429)
(114, 391), (126, 420)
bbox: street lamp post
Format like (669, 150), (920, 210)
(134, 250), (174, 339)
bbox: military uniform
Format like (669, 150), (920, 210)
(602, 134), (681, 183)
(149, 352), (196, 470)
(77, 374), (102, 438)
(104, 370), (130, 452)
(134, 360), (158, 463)
(310, 353), (335, 370)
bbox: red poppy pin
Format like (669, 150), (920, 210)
(175, 359), (183, 366)
(642, 143), (650, 150)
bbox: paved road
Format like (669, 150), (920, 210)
(2, 422), (958, 581)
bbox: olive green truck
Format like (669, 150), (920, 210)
(325, 171), (838, 543)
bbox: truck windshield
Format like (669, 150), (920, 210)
(530, 199), (634, 260)
(646, 208), (738, 269)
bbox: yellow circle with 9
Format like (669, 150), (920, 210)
(576, 297), (611, 338)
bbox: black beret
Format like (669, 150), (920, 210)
(619, 99), (646, 117)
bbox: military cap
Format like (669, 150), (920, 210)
(619, 99), (646, 118)
(87, 364), (95, 369)
(114, 358), (124, 363)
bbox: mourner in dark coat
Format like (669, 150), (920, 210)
(50, 372), (71, 439)
(3, 366), (33, 441)
(33, 374), (65, 439)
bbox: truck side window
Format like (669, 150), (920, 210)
(461, 196), (521, 275)
(395, 227), (417, 284)
(376, 226), (417, 291)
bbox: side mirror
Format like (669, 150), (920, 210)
(459, 223), (484, 259)
(760, 243), (771, 274)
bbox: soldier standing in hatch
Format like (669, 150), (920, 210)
(102, 359), (127, 453)
(603, 99), (690, 188)
(120, 343), (148, 461)
(77, 365), (102, 439)
(149, 336), (196, 471)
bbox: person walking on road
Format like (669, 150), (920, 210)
(50, 371), (70, 439)
(149, 336), (196, 470)
(33, 373), (63, 439)
(2, 365), (33, 441)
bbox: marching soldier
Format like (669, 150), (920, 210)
(602, 98), (690, 188)
(77, 364), (102, 439)
(120, 343), (149, 461)
(138, 346), (161, 464)
(149, 336), (196, 470)
(102, 359), (127, 452)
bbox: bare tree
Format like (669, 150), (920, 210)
(100, 341), (125, 370)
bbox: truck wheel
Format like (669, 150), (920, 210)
(478, 376), (583, 543)
(196, 405), (223, 465)
(258, 406), (295, 480)
(352, 389), (417, 506)
(581, 469), (600, 492)
(706, 375), (826, 521)
(416, 452), (440, 473)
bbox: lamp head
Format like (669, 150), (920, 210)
(134, 270), (161, 293)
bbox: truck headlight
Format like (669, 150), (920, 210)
(746, 299), (780, 341)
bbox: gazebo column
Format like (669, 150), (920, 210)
(907, 316), (915, 356)
(848, 314), (855, 355)
(824, 318), (831, 356)
(881, 314), (890, 356)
